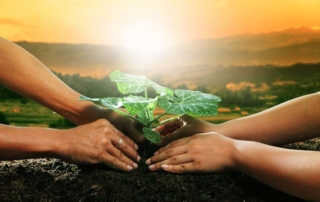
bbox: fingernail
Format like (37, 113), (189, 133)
(135, 144), (139, 150)
(137, 156), (141, 162)
(145, 158), (151, 165)
(133, 163), (138, 169)
(127, 165), (133, 171)
(161, 164), (169, 170)
(154, 151), (159, 155)
(149, 164), (155, 170)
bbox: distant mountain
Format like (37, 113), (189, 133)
(182, 27), (320, 51)
(15, 27), (320, 77)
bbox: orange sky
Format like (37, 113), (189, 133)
(1, 0), (320, 47)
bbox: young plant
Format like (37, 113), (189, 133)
(79, 70), (221, 143)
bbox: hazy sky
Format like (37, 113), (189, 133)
(1, 0), (320, 48)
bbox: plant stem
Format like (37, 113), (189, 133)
(148, 112), (167, 125)
(145, 89), (148, 99)
(145, 108), (150, 123)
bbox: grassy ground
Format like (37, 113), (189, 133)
(0, 99), (61, 127)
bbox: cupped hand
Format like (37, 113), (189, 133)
(146, 132), (236, 173)
(58, 119), (141, 172)
(101, 109), (146, 143)
(156, 115), (214, 146)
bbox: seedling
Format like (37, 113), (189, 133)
(79, 70), (221, 143)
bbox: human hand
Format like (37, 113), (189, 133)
(156, 115), (214, 146)
(146, 132), (236, 173)
(100, 109), (146, 143)
(57, 119), (140, 172)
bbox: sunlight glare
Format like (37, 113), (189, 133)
(122, 20), (166, 52)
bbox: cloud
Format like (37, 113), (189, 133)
(0, 18), (25, 26)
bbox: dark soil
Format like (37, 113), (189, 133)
(1, 139), (318, 202)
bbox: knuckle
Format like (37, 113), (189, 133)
(111, 157), (118, 166)
(101, 137), (110, 146)
(170, 141), (178, 147)
(118, 151), (124, 160)
(169, 157), (177, 164)
(193, 161), (201, 170)
(98, 119), (111, 128)
(100, 127), (110, 135)
(158, 148), (165, 153)
(155, 163), (162, 170)
(93, 150), (105, 164)
(96, 119), (107, 125)
(176, 164), (186, 173)
(165, 149), (173, 156)
(188, 143), (198, 151)
(121, 140), (127, 150)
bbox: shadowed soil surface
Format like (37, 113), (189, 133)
(1, 140), (318, 202)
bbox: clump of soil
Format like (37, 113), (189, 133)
(1, 139), (317, 202)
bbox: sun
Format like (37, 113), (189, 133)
(122, 20), (166, 52)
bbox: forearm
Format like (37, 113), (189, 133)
(0, 124), (62, 160)
(215, 92), (320, 145)
(233, 140), (320, 201)
(0, 37), (102, 125)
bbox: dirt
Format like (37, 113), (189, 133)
(1, 140), (317, 202)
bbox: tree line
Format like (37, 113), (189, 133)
(1, 63), (320, 108)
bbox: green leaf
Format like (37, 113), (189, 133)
(100, 97), (123, 109)
(110, 70), (149, 94)
(136, 110), (149, 126)
(109, 70), (174, 97)
(158, 89), (221, 116)
(122, 96), (157, 115)
(153, 85), (173, 97)
(142, 127), (161, 143)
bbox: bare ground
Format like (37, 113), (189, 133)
(1, 140), (318, 202)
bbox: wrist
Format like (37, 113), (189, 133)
(222, 137), (243, 171)
(46, 129), (67, 159)
(60, 100), (104, 125)
(210, 122), (226, 135)
(231, 140), (259, 173)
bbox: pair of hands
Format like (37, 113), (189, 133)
(62, 109), (234, 173)
(146, 115), (236, 173)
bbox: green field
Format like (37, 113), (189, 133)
(0, 99), (265, 128)
(0, 99), (65, 127)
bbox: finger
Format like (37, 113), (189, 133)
(107, 145), (138, 169)
(112, 136), (140, 163)
(154, 137), (192, 155)
(148, 153), (193, 171)
(117, 132), (139, 151)
(161, 163), (194, 173)
(146, 145), (187, 165)
(103, 155), (135, 172)
(158, 128), (189, 146)
(155, 118), (182, 134)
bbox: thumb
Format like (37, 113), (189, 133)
(124, 122), (146, 143)
(157, 127), (189, 146)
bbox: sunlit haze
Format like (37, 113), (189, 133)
(121, 20), (167, 51)
(1, 0), (320, 47)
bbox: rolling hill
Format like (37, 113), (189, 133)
(15, 26), (320, 77)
